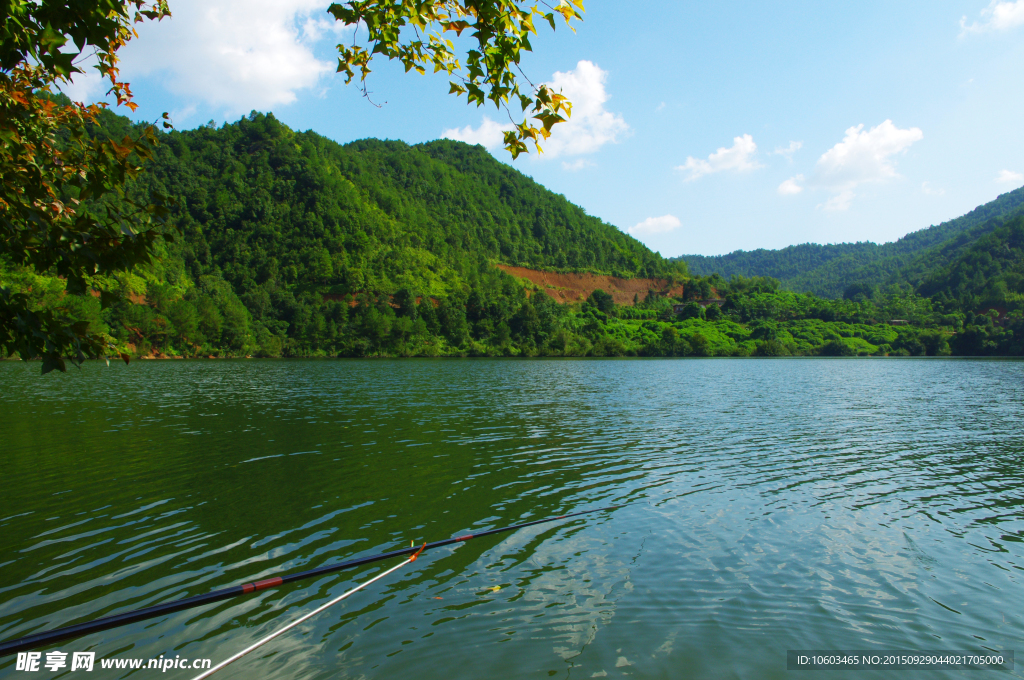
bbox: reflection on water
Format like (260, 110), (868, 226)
(1, 358), (1022, 679)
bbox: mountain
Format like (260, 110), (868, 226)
(132, 111), (680, 295)
(919, 215), (1024, 310)
(3, 108), (1021, 360)
(676, 186), (1024, 298)
(3, 109), (686, 358)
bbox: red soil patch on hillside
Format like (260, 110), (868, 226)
(497, 265), (684, 306)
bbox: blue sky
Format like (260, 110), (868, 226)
(64, 1), (1024, 257)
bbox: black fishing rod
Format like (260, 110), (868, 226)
(0, 505), (619, 657)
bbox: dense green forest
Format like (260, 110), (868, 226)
(2, 108), (1022, 360)
(678, 187), (1024, 298)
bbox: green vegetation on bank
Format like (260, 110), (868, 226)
(563, 273), (1020, 358)
(2, 107), (1022, 361)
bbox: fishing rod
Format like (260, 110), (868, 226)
(0, 505), (619, 657)
(192, 544), (427, 680)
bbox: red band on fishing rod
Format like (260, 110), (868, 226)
(242, 577), (284, 594)
(455, 534), (473, 542)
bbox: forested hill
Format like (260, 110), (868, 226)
(676, 186), (1024, 297)
(918, 215), (1024, 311)
(129, 110), (678, 294)
(2, 108), (687, 358)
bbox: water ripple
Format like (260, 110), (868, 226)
(1, 358), (1022, 679)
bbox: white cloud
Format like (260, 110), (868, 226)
(442, 60), (628, 160)
(56, 54), (107, 103)
(169, 105), (198, 127)
(809, 120), (923, 210)
(537, 60), (629, 158)
(961, 0), (1024, 34)
(676, 134), (763, 181)
(655, 102), (666, 112)
(561, 158), (594, 171)
(996, 169), (1024, 183)
(815, 121), (922, 185)
(442, 116), (510, 149)
(628, 215), (681, 236)
(821, 190), (855, 212)
(117, 0), (340, 114)
(778, 175), (804, 195)
(922, 181), (946, 196)
(58, 70), (106, 103)
(773, 141), (803, 160)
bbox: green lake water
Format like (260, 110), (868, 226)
(1, 358), (1022, 679)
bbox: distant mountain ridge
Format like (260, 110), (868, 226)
(675, 186), (1024, 297)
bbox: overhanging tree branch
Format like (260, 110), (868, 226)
(327, 0), (584, 159)
(0, 0), (173, 372)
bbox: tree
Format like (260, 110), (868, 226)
(166, 299), (200, 348)
(309, 246), (333, 282)
(330, 0), (584, 158)
(658, 326), (682, 356)
(587, 288), (614, 313)
(677, 301), (704, 321)
(394, 287), (417, 319)
(687, 332), (710, 357)
(920, 330), (950, 356)
(749, 321), (778, 341)
(2, 0), (584, 371)
(843, 282), (873, 301)
(437, 293), (468, 345)
(687, 277), (712, 300)
(819, 339), (855, 357)
(755, 338), (786, 357)
(1, 0), (172, 372)
(511, 299), (540, 342)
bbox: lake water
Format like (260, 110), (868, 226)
(1, 358), (1022, 679)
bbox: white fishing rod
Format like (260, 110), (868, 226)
(192, 544), (425, 680)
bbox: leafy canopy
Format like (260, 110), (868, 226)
(0, 0), (171, 372)
(329, 0), (584, 158)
